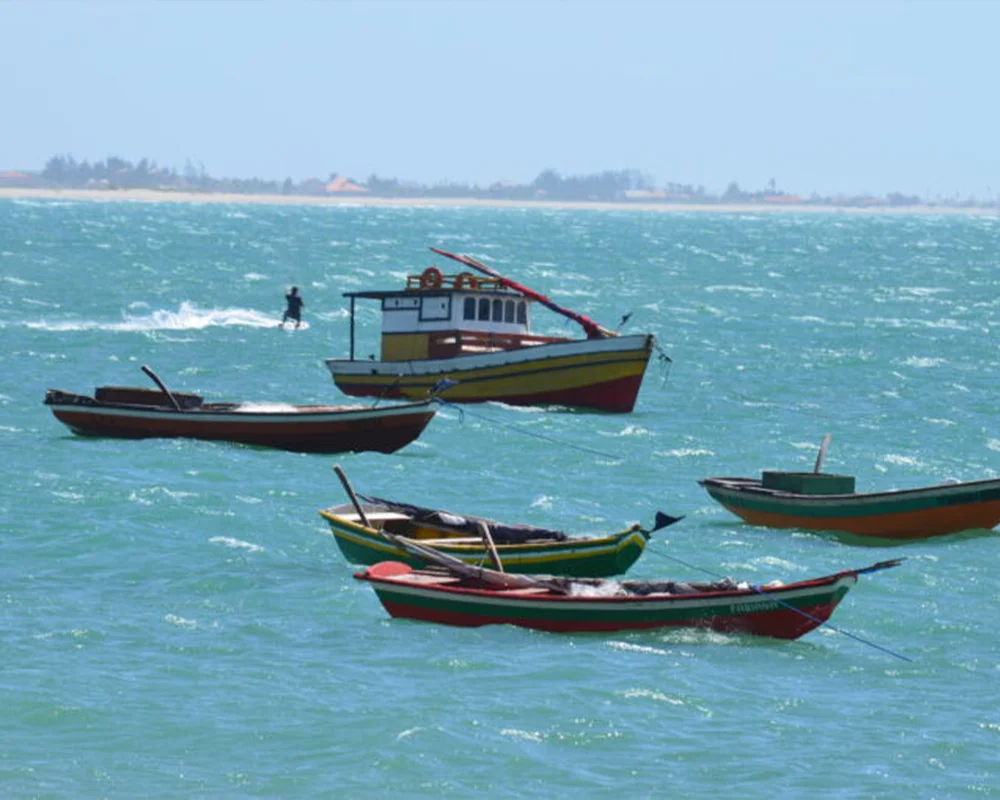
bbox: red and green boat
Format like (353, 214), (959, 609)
(700, 472), (1000, 540)
(354, 556), (900, 640)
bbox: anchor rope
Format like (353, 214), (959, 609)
(642, 547), (912, 663)
(430, 397), (623, 461)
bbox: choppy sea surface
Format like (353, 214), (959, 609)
(2, 199), (998, 797)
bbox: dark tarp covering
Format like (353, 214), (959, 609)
(360, 495), (569, 544)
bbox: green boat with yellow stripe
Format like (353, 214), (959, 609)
(319, 496), (676, 577)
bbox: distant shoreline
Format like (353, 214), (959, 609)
(1, 187), (998, 215)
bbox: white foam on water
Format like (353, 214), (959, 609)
(620, 688), (684, 705)
(705, 284), (767, 295)
(654, 448), (714, 458)
(500, 728), (543, 743)
(209, 536), (263, 553)
(606, 640), (674, 657)
(25, 301), (286, 332)
(881, 453), (925, 468)
(900, 286), (951, 297)
(530, 495), (554, 510)
(490, 402), (545, 414)
(752, 556), (800, 571)
(604, 424), (653, 438)
(312, 308), (350, 321)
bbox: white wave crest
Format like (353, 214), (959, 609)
(209, 536), (264, 553)
(25, 301), (286, 332)
(654, 448), (714, 458)
(902, 356), (946, 368)
(882, 454), (925, 467)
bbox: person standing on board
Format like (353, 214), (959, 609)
(280, 286), (305, 329)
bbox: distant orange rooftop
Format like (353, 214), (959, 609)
(326, 176), (369, 194)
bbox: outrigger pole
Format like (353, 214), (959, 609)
(429, 247), (617, 339)
(349, 296), (356, 361)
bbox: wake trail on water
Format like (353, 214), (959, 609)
(24, 301), (308, 332)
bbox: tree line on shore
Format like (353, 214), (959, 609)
(0, 153), (989, 208)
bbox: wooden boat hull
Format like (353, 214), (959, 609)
(355, 561), (859, 639)
(45, 391), (435, 454)
(321, 509), (649, 577)
(700, 476), (1000, 539)
(325, 334), (655, 413)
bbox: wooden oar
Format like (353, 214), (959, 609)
(429, 247), (616, 339)
(332, 464), (371, 528)
(383, 532), (568, 593)
(140, 365), (182, 412)
(477, 520), (504, 572)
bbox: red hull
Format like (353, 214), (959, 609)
(48, 403), (435, 454)
(378, 598), (839, 639)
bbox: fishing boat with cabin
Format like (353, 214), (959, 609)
(321, 466), (683, 577)
(354, 533), (903, 641)
(45, 366), (436, 454)
(324, 248), (663, 412)
(700, 435), (1000, 540)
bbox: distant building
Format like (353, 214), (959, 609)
(0, 170), (33, 186)
(326, 176), (369, 194)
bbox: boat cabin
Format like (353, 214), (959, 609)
(343, 267), (568, 362)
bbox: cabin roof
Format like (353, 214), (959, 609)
(343, 288), (528, 300)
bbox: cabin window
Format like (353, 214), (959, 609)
(516, 301), (527, 324)
(478, 298), (490, 320)
(463, 297), (476, 321)
(504, 299), (515, 323)
(492, 299), (504, 322)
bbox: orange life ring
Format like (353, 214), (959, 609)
(454, 272), (479, 291)
(420, 266), (443, 290)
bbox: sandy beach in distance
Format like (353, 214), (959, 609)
(1, 186), (997, 215)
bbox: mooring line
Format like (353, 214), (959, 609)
(643, 547), (912, 662)
(430, 396), (623, 461)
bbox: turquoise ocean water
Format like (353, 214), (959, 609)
(2, 198), (998, 796)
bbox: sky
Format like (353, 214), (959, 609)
(2, 0), (998, 199)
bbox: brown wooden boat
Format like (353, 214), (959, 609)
(44, 366), (436, 454)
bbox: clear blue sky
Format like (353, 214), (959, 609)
(2, 0), (997, 198)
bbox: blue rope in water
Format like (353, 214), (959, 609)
(644, 548), (912, 663)
(430, 397), (622, 461)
